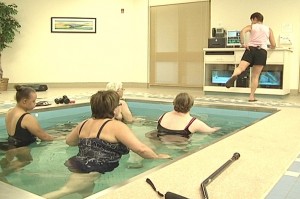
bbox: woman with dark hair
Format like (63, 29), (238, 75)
(0, 85), (53, 180)
(43, 90), (170, 199)
(5, 85), (54, 146)
(225, 12), (276, 102)
(156, 92), (220, 141)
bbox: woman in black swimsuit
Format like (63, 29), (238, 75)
(155, 93), (220, 143)
(43, 90), (171, 199)
(1, 85), (53, 180)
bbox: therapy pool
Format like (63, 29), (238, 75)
(0, 100), (275, 199)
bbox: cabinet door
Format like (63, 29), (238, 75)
(235, 51), (244, 63)
(205, 64), (235, 86)
(267, 51), (284, 64)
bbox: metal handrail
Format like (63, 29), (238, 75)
(200, 152), (240, 199)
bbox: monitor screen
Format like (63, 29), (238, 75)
(227, 30), (241, 46)
(259, 71), (282, 88)
(211, 70), (233, 84)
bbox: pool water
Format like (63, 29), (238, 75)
(0, 101), (272, 198)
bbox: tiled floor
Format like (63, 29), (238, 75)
(1, 86), (300, 199)
(266, 154), (300, 199)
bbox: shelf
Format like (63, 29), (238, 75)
(203, 48), (291, 95)
(203, 86), (290, 95)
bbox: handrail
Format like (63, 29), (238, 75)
(200, 152), (240, 199)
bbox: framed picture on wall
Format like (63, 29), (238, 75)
(51, 17), (96, 33)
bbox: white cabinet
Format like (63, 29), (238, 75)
(205, 52), (235, 63)
(203, 48), (291, 95)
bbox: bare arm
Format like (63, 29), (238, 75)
(23, 115), (53, 141)
(65, 122), (82, 146)
(191, 119), (220, 134)
(114, 122), (170, 159)
(269, 28), (276, 49)
(120, 100), (133, 123)
(240, 25), (252, 45)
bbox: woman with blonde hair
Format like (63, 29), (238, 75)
(106, 82), (133, 123)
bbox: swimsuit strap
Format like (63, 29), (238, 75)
(16, 113), (30, 126)
(96, 120), (112, 138)
(184, 117), (197, 130)
(78, 120), (88, 135)
(158, 113), (166, 124)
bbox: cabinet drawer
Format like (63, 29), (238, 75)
(234, 50), (284, 64)
(267, 51), (284, 64)
(205, 55), (235, 63)
(235, 51), (244, 62)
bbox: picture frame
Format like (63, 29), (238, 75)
(51, 17), (96, 33)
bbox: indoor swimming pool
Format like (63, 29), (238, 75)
(0, 100), (275, 198)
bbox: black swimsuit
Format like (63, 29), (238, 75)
(8, 113), (37, 147)
(157, 113), (196, 139)
(65, 119), (129, 173)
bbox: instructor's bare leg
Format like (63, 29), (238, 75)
(226, 60), (250, 88)
(249, 65), (263, 101)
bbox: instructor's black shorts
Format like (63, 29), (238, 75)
(241, 46), (267, 67)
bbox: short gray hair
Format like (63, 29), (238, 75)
(105, 82), (123, 91)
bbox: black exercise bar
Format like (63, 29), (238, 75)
(200, 152), (240, 199)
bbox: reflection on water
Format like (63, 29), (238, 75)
(0, 103), (270, 198)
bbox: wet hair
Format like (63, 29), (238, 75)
(90, 90), (120, 119)
(105, 82), (123, 92)
(250, 12), (264, 22)
(14, 85), (36, 102)
(173, 92), (194, 113)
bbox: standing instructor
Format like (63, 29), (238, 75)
(225, 12), (276, 102)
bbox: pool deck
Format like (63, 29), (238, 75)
(1, 87), (300, 199)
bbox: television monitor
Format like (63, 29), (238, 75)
(259, 71), (282, 89)
(211, 70), (233, 84)
(227, 30), (241, 46)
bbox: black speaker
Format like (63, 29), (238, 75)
(212, 28), (216, 37)
(22, 84), (48, 91)
(236, 68), (250, 87)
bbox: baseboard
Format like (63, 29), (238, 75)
(290, 89), (299, 95)
(7, 82), (148, 89)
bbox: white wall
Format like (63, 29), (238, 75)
(2, 0), (300, 90)
(2, 0), (149, 84)
(149, 0), (208, 6)
(211, 0), (300, 90)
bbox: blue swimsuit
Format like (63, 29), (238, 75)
(65, 120), (129, 173)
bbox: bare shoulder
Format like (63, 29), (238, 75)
(22, 113), (38, 124)
(191, 118), (204, 125)
(120, 99), (128, 105)
(107, 119), (127, 128)
(23, 112), (35, 119)
(6, 107), (18, 117)
(242, 25), (252, 32)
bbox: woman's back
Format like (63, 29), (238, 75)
(249, 23), (270, 49)
(78, 119), (120, 142)
(66, 119), (129, 173)
(159, 111), (194, 131)
(6, 107), (26, 135)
